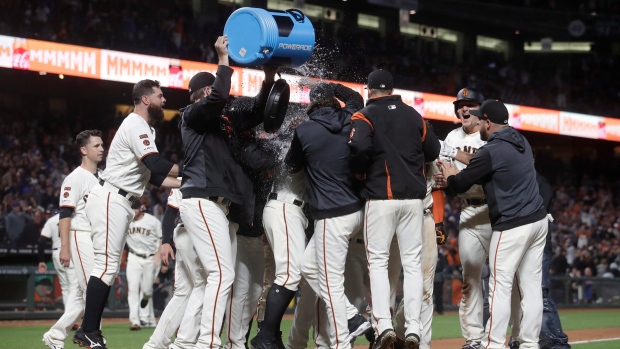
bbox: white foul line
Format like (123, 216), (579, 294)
(570, 337), (620, 345)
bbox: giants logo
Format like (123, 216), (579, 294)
(458, 145), (478, 154)
(128, 226), (153, 236)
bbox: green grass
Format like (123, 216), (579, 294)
(1, 309), (618, 349)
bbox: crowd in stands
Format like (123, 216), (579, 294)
(0, 0), (619, 117)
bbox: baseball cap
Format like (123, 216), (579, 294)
(11, 200), (20, 207)
(309, 82), (335, 102)
(188, 72), (215, 93)
(366, 69), (393, 90)
(470, 99), (509, 125)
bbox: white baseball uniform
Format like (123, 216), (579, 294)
(144, 186), (205, 349)
(394, 163), (440, 349)
(126, 212), (161, 327)
(443, 128), (492, 343)
(286, 278), (330, 349)
(263, 170), (308, 292)
(41, 214), (77, 307)
(225, 233), (265, 349)
(43, 166), (100, 348)
(86, 112), (159, 286)
(256, 235), (275, 325)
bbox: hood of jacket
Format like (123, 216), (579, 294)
(488, 126), (525, 153)
(309, 107), (348, 133)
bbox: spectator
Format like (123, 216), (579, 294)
(5, 200), (32, 248)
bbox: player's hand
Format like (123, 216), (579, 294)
(38, 262), (47, 273)
(439, 160), (459, 178)
(439, 140), (457, 159)
(214, 36), (229, 66)
(160, 243), (175, 266)
(59, 245), (71, 267)
(435, 222), (446, 245)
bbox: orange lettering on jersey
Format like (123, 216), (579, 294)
(139, 134), (148, 139)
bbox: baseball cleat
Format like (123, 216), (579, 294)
(346, 313), (372, 342)
(461, 340), (482, 349)
(42, 332), (63, 349)
(509, 340), (520, 349)
(274, 331), (286, 349)
(130, 324), (141, 331)
(372, 329), (396, 349)
(250, 335), (280, 349)
(73, 327), (107, 348)
(404, 333), (420, 349)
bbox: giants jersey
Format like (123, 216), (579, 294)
(272, 170), (306, 202)
(126, 213), (162, 256)
(443, 128), (486, 199)
(423, 161), (440, 211)
(100, 113), (158, 197)
(40, 214), (61, 249)
(59, 166), (100, 232)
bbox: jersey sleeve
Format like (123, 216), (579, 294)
(40, 218), (54, 238)
(167, 188), (181, 209)
(129, 124), (159, 160)
(59, 175), (80, 209)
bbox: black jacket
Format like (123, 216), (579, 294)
(446, 127), (546, 231)
(285, 84), (364, 219)
(349, 95), (440, 200)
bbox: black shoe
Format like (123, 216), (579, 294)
(509, 341), (520, 349)
(404, 333), (420, 349)
(274, 331), (286, 349)
(73, 327), (107, 348)
(130, 324), (141, 331)
(347, 313), (372, 341)
(462, 341), (482, 349)
(140, 298), (148, 308)
(250, 335), (279, 349)
(373, 329), (396, 349)
(366, 330), (376, 349)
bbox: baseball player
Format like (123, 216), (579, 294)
(42, 130), (104, 349)
(38, 212), (76, 308)
(256, 234), (275, 332)
(126, 199), (162, 330)
(348, 69), (440, 349)
(393, 161), (447, 349)
(438, 99), (548, 349)
(283, 81), (369, 349)
(73, 79), (181, 348)
(143, 182), (203, 349)
(437, 88), (492, 349)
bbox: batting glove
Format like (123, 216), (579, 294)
(439, 140), (457, 159)
(435, 222), (446, 245)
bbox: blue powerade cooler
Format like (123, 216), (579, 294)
(224, 7), (315, 67)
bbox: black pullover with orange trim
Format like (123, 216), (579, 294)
(348, 94), (440, 200)
(285, 83), (365, 219)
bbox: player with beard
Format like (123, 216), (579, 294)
(73, 80), (181, 348)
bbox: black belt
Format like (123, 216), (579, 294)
(464, 198), (486, 206)
(99, 179), (136, 203)
(53, 248), (59, 251)
(268, 192), (304, 208)
(130, 250), (155, 259)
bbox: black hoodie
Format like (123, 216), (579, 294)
(285, 84), (364, 219)
(446, 126), (546, 231)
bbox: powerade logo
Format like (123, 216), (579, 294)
(278, 43), (312, 51)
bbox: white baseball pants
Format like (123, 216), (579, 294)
(178, 198), (235, 349)
(44, 230), (94, 347)
(263, 200), (308, 292)
(457, 204), (493, 342)
(302, 210), (364, 349)
(394, 213), (437, 348)
(127, 252), (156, 326)
(225, 235), (265, 349)
(52, 249), (77, 307)
(257, 235), (275, 323)
(287, 279), (330, 349)
(144, 225), (200, 349)
(482, 217), (547, 349)
(365, 199), (424, 337)
(86, 185), (134, 285)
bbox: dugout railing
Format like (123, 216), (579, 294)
(0, 267), (619, 320)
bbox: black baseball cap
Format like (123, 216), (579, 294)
(470, 99), (509, 125)
(188, 72), (215, 93)
(367, 69), (393, 90)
